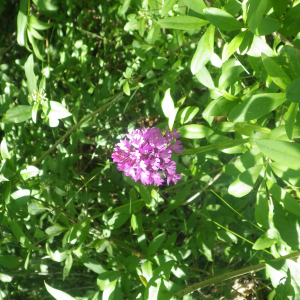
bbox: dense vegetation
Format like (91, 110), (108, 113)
(1, 0), (300, 299)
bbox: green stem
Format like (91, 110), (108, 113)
(180, 138), (250, 156)
(174, 251), (300, 298)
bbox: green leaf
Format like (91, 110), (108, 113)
(63, 254), (73, 280)
(182, 0), (207, 16)
(28, 25), (46, 40)
(247, 0), (270, 33)
(253, 231), (277, 250)
(204, 7), (244, 31)
(32, 102), (39, 123)
(246, 34), (275, 57)
(17, 0), (28, 46)
(21, 165), (39, 180)
(1, 137), (11, 159)
(0, 273), (12, 282)
(24, 54), (37, 95)
(178, 106), (199, 124)
(270, 162), (300, 187)
(261, 53), (291, 89)
(255, 179), (269, 228)
(27, 30), (45, 61)
(204, 24), (215, 53)
(285, 102), (298, 140)
(32, 0), (59, 11)
(157, 16), (209, 30)
(223, 31), (246, 61)
(218, 59), (244, 90)
(234, 148), (264, 172)
(195, 66), (215, 89)
(161, 0), (177, 17)
(256, 139), (300, 170)
(0, 255), (21, 269)
(178, 124), (213, 139)
(123, 80), (130, 96)
(1, 105), (32, 124)
(255, 17), (281, 36)
(167, 184), (192, 213)
(28, 15), (54, 30)
(83, 258), (107, 274)
(147, 232), (166, 255)
(286, 78), (300, 104)
(267, 180), (300, 217)
(228, 165), (262, 197)
(28, 201), (47, 215)
(42, 101), (72, 119)
(228, 93), (286, 122)
(207, 97), (237, 117)
(45, 282), (76, 300)
(161, 88), (175, 119)
(191, 33), (212, 74)
(271, 0), (288, 18)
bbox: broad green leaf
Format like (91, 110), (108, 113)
(256, 139), (300, 170)
(286, 78), (300, 103)
(279, 46), (300, 80)
(271, 0), (288, 18)
(42, 101), (72, 119)
(168, 107), (178, 130)
(182, 0), (207, 16)
(161, 88), (175, 118)
(224, 0), (242, 16)
(255, 17), (281, 36)
(141, 260), (153, 281)
(178, 124), (213, 139)
(2, 106), (32, 124)
(161, 0), (177, 17)
(204, 7), (244, 31)
(267, 180), (300, 216)
(28, 201), (47, 215)
(270, 162), (300, 187)
(20, 165), (39, 180)
(223, 31), (246, 61)
(157, 16), (209, 30)
(191, 33), (212, 74)
(247, 0), (270, 33)
(0, 273), (12, 282)
(255, 179), (269, 228)
(131, 214), (142, 234)
(178, 106), (199, 124)
(269, 124), (300, 141)
(207, 97), (236, 117)
(0, 255), (21, 269)
(195, 66), (215, 89)
(9, 220), (36, 250)
(228, 165), (262, 197)
(246, 34), (275, 57)
(45, 225), (65, 236)
(1, 137), (11, 159)
(239, 30), (254, 54)
(45, 282), (76, 300)
(228, 93), (286, 122)
(17, 0), (28, 46)
(218, 59), (244, 90)
(107, 212), (130, 229)
(208, 134), (246, 154)
(285, 102), (298, 140)
(83, 258), (107, 274)
(28, 15), (54, 30)
(204, 24), (215, 53)
(147, 232), (166, 255)
(24, 54), (37, 95)
(32, 0), (59, 11)
(262, 53), (291, 89)
(234, 148), (264, 172)
(253, 232), (277, 250)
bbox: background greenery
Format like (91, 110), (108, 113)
(1, 0), (300, 299)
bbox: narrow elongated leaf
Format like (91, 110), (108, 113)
(28, 26), (46, 40)
(256, 139), (300, 170)
(20, 166), (39, 180)
(286, 78), (300, 103)
(204, 24), (214, 52)
(24, 54), (37, 95)
(178, 124), (213, 139)
(161, 88), (175, 119)
(29, 15), (54, 30)
(161, 0), (177, 17)
(255, 17), (281, 36)
(255, 179), (269, 228)
(204, 7), (244, 31)
(270, 162), (300, 187)
(228, 165), (262, 197)
(27, 30), (45, 61)
(1, 138), (11, 159)
(285, 102), (298, 140)
(1, 106), (32, 124)
(271, 0), (288, 18)
(247, 0), (269, 33)
(261, 53), (291, 89)
(178, 106), (199, 124)
(195, 66), (215, 89)
(267, 180), (300, 216)
(63, 254), (73, 280)
(45, 282), (76, 300)
(228, 93), (286, 122)
(157, 16), (209, 30)
(191, 34), (212, 74)
(147, 232), (166, 255)
(17, 0), (28, 46)
(182, 0), (207, 15)
(223, 31), (246, 61)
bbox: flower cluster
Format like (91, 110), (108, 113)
(29, 89), (48, 104)
(112, 127), (183, 185)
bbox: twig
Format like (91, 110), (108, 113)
(273, 31), (300, 57)
(164, 37), (200, 58)
(174, 251), (300, 297)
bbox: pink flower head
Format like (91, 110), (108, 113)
(111, 127), (183, 186)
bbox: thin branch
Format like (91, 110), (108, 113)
(174, 251), (300, 297)
(164, 37), (200, 58)
(273, 31), (300, 57)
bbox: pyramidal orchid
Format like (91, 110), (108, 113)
(111, 127), (183, 185)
